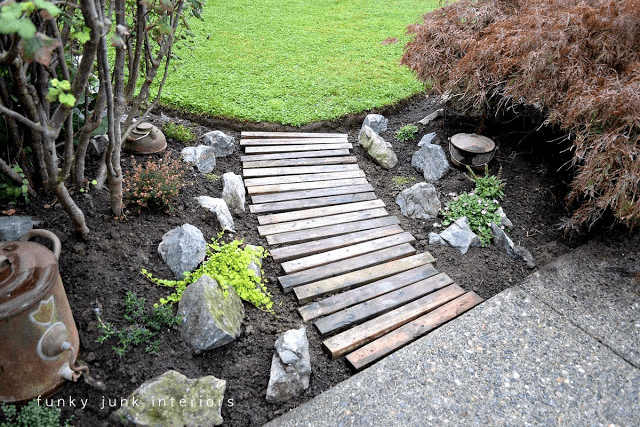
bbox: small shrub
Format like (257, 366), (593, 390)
(163, 122), (196, 143)
(142, 234), (273, 312)
(95, 291), (181, 357)
(395, 124), (419, 141)
(1, 399), (73, 427)
(0, 165), (29, 205)
(123, 155), (188, 213)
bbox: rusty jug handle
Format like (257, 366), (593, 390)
(19, 230), (61, 260)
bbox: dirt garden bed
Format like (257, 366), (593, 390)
(3, 94), (630, 426)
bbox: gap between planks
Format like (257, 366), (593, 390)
(278, 243), (417, 291)
(242, 156), (357, 169)
(265, 216), (401, 246)
(314, 273), (454, 336)
(293, 252), (435, 303)
(241, 149), (351, 162)
(281, 232), (415, 274)
(345, 292), (483, 370)
(323, 284), (466, 359)
(250, 192), (378, 214)
(241, 131), (347, 139)
(251, 183), (374, 204)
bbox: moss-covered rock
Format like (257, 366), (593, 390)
(177, 275), (244, 353)
(114, 370), (226, 426)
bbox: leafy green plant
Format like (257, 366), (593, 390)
(163, 122), (196, 143)
(95, 291), (181, 356)
(123, 155), (189, 213)
(45, 78), (76, 108)
(0, 165), (30, 205)
(465, 165), (505, 200)
(392, 175), (416, 188)
(142, 234), (273, 312)
(395, 124), (419, 141)
(441, 192), (501, 247)
(1, 399), (73, 427)
(204, 173), (221, 181)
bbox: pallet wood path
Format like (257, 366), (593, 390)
(240, 131), (484, 370)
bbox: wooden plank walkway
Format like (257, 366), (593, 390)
(240, 131), (483, 370)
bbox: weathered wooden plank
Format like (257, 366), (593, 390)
(314, 273), (454, 335)
(251, 184), (374, 204)
(244, 170), (365, 187)
(250, 192), (377, 214)
(243, 164), (360, 177)
(323, 284), (465, 359)
(278, 243), (416, 291)
(257, 199), (385, 225)
(241, 149), (350, 162)
(258, 207), (387, 236)
(247, 177), (369, 196)
(270, 225), (404, 262)
(242, 156), (357, 169)
(244, 143), (351, 153)
(294, 252), (436, 303)
(346, 292), (483, 370)
(241, 137), (348, 145)
(298, 264), (439, 321)
(241, 131), (347, 139)
(282, 232), (416, 274)
(266, 216), (401, 246)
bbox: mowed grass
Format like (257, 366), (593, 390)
(163, 0), (438, 125)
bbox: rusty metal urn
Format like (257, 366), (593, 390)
(449, 133), (496, 170)
(124, 122), (167, 154)
(0, 230), (85, 402)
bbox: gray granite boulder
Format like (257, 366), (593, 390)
(491, 223), (536, 268)
(178, 275), (244, 353)
(395, 182), (441, 220)
(114, 370), (225, 426)
(158, 224), (207, 280)
(429, 232), (445, 245)
(194, 196), (236, 233)
(202, 130), (235, 157)
(358, 125), (397, 169)
(181, 145), (216, 173)
(497, 206), (514, 229)
(0, 216), (34, 241)
(266, 327), (311, 403)
(411, 142), (449, 182)
(417, 132), (438, 147)
(360, 114), (388, 136)
(439, 217), (480, 254)
(222, 172), (246, 214)
(418, 108), (443, 125)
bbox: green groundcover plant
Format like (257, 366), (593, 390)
(142, 234), (273, 312)
(441, 166), (507, 246)
(1, 399), (72, 427)
(162, 0), (439, 125)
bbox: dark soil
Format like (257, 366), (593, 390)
(3, 94), (632, 426)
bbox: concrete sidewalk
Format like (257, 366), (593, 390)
(265, 235), (640, 426)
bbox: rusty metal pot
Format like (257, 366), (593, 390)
(0, 230), (87, 403)
(449, 133), (496, 171)
(123, 122), (167, 154)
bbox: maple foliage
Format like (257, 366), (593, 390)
(402, 0), (640, 228)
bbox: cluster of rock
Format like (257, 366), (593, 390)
(180, 130), (235, 173)
(120, 219), (310, 425)
(357, 112), (535, 266)
(358, 114), (397, 169)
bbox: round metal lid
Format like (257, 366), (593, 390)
(0, 241), (57, 320)
(136, 122), (153, 132)
(124, 122), (167, 154)
(450, 133), (495, 154)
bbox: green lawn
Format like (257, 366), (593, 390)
(162, 0), (438, 125)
